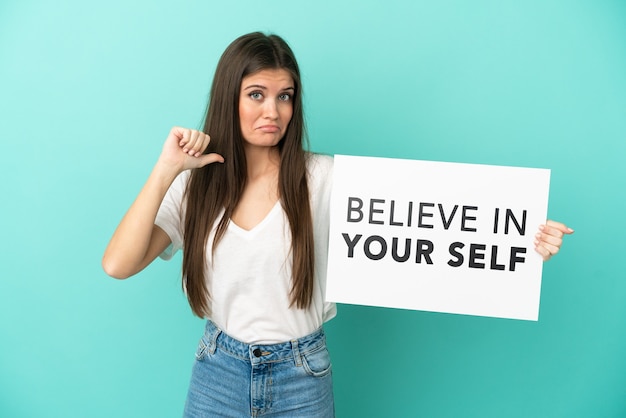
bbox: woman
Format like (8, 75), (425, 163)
(102, 32), (572, 417)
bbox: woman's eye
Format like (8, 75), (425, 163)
(278, 93), (291, 101)
(249, 92), (263, 100)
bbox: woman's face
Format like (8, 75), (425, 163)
(238, 68), (294, 150)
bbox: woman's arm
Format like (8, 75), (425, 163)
(102, 127), (223, 279)
(535, 220), (574, 262)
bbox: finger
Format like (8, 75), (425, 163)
(535, 240), (560, 260)
(178, 128), (192, 148)
(535, 235), (561, 255)
(539, 224), (564, 239)
(192, 133), (210, 157)
(171, 126), (186, 142)
(195, 153), (224, 167)
(188, 131), (210, 156)
(184, 130), (201, 154)
(534, 244), (553, 261)
(545, 220), (574, 234)
(535, 231), (562, 247)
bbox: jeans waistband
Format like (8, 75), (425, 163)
(201, 320), (326, 365)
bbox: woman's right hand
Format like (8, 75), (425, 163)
(102, 127), (224, 279)
(158, 126), (224, 173)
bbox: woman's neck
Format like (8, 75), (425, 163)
(244, 145), (280, 180)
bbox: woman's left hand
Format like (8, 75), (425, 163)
(535, 220), (574, 261)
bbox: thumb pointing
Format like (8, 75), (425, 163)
(197, 153), (225, 167)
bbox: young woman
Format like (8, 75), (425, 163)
(102, 32), (572, 417)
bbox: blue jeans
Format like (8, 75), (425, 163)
(183, 320), (334, 417)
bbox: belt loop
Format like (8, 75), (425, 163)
(291, 339), (302, 367)
(206, 321), (221, 355)
(209, 328), (220, 355)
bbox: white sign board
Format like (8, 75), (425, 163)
(326, 155), (551, 321)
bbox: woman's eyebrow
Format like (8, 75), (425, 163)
(243, 84), (295, 91)
(243, 84), (267, 90)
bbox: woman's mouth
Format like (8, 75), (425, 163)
(258, 125), (280, 133)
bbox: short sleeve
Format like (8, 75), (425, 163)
(154, 170), (189, 260)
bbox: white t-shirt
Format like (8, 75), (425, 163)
(155, 153), (336, 344)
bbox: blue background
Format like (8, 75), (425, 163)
(1, 1), (625, 416)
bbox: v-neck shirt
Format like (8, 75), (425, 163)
(155, 154), (336, 344)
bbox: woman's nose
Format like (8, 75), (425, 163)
(263, 99), (279, 119)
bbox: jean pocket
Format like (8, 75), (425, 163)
(195, 337), (209, 361)
(301, 346), (332, 378)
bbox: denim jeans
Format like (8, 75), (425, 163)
(183, 320), (334, 417)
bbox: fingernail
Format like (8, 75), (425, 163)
(538, 225), (545, 231)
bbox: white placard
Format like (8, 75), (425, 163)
(326, 155), (551, 321)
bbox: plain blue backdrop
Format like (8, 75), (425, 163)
(1, 1), (625, 416)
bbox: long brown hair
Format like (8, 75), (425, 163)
(182, 32), (314, 317)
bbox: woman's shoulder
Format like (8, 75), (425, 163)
(306, 152), (334, 176)
(171, 169), (192, 191)
(306, 153), (333, 200)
